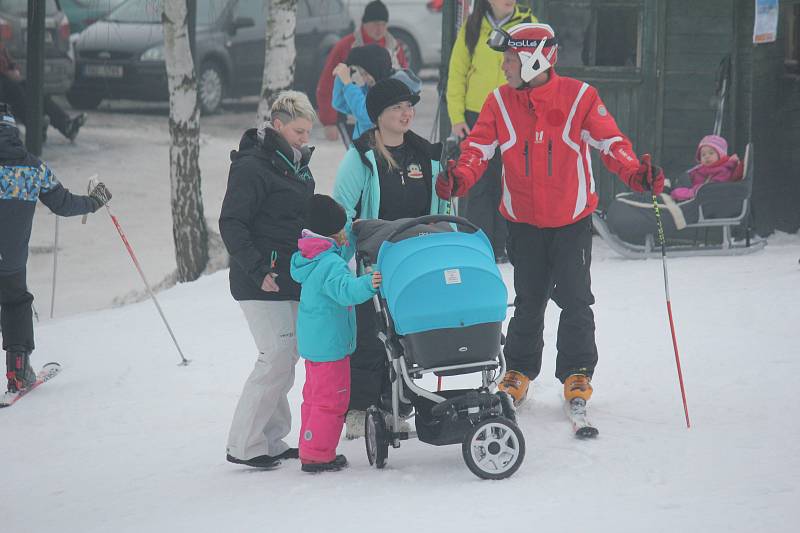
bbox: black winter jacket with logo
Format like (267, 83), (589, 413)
(219, 128), (315, 301)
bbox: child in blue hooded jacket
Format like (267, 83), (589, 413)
(332, 44), (422, 141)
(290, 194), (381, 473)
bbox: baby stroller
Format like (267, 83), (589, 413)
(354, 215), (525, 480)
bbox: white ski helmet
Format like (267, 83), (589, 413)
(487, 23), (558, 83)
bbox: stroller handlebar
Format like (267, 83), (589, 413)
(384, 215), (480, 243)
(356, 250), (372, 268)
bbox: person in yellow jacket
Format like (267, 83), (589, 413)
(446, 0), (536, 262)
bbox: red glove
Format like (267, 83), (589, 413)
(435, 159), (467, 199)
(625, 154), (665, 195)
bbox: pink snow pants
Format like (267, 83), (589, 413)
(299, 356), (350, 463)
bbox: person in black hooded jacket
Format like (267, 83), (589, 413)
(219, 91), (316, 469)
(0, 103), (111, 395)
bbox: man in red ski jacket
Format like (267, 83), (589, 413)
(315, 0), (407, 141)
(436, 22), (664, 411)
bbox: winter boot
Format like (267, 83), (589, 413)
(6, 351), (35, 393)
(64, 113), (87, 142)
(301, 454), (348, 473)
(226, 447), (297, 468)
(226, 454), (281, 469)
(345, 409), (366, 440)
(498, 370), (530, 407)
(275, 447), (299, 460)
(564, 374), (593, 402)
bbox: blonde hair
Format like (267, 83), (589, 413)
(372, 129), (399, 171)
(270, 90), (317, 124)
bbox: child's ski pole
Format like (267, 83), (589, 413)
(50, 215), (59, 318)
(89, 178), (190, 367)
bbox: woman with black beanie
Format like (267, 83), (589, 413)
(332, 78), (450, 438)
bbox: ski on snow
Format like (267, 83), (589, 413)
(0, 362), (62, 408)
(565, 398), (599, 439)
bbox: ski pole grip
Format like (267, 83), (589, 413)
(82, 174), (99, 225)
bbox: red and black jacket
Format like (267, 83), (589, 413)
(456, 72), (641, 228)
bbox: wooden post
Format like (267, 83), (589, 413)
(25, 0), (45, 155)
(438, 0), (459, 142)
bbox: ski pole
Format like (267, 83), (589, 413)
(81, 174), (99, 226)
(50, 215), (59, 319)
(645, 154), (690, 428)
(91, 183), (190, 366)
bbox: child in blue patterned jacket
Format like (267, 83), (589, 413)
(0, 103), (111, 395)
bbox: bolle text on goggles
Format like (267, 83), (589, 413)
(486, 27), (558, 52)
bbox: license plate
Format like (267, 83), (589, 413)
(84, 64), (123, 78)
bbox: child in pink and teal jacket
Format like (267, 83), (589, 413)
(289, 194), (381, 473)
(671, 135), (743, 201)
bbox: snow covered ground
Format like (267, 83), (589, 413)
(5, 82), (799, 532)
(4, 230), (799, 532)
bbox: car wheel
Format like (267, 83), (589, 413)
(198, 61), (225, 115)
(65, 89), (103, 110)
(391, 28), (422, 74)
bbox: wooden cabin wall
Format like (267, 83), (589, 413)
(739, 0), (800, 234)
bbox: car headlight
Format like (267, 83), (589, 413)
(140, 45), (164, 62)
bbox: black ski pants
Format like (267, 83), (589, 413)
(0, 74), (72, 134)
(348, 300), (388, 411)
(0, 270), (35, 353)
(503, 216), (598, 383)
(463, 110), (507, 258)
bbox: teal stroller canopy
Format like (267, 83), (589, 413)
(377, 228), (508, 335)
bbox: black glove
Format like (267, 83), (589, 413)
(89, 182), (112, 210)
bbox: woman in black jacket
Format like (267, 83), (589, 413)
(219, 91), (316, 469)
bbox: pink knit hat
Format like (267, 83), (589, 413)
(696, 135), (728, 161)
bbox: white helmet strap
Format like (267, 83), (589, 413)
(519, 38), (555, 83)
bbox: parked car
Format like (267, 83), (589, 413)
(59, 0), (126, 34)
(68, 0), (353, 113)
(0, 0), (74, 94)
(345, 0), (442, 73)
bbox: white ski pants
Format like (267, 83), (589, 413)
(227, 300), (299, 460)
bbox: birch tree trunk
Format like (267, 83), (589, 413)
(163, 0), (208, 282)
(256, 0), (298, 123)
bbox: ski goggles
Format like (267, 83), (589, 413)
(486, 27), (558, 52)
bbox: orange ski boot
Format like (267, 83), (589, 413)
(498, 370), (531, 406)
(564, 374), (593, 402)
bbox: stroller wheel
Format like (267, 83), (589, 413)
(462, 418), (525, 480)
(365, 406), (389, 469)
